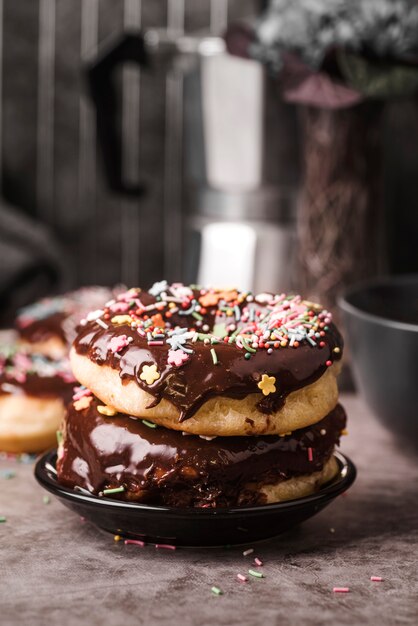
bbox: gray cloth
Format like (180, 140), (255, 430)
(1, 393), (417, 625)
(0, 204), (69, 324)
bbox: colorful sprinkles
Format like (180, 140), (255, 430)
(0, 347), (75, 389)
(76, 283), (337, 395)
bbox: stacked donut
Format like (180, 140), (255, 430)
(57, 282), (347, 508)
(0, 287), (117, 453)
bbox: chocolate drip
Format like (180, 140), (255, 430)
(57, 399), (346, 508)
(74, 320), (342, 421)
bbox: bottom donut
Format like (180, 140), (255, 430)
(57, 394), (346, 508)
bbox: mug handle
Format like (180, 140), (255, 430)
(86, 32), (149, 196)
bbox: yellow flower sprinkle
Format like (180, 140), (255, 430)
(97, 405), (117, 417)
(139, 363), (160, 385)
(111, 315), (132, 325)
(257, 374), (277, 396)
(74, 396), (92, 411)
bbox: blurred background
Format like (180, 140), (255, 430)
(1, 0), (418, 324)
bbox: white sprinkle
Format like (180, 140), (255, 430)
(243, 548), (254, 556)
(87, 309), (104, 321)
(96, 319), (108, 330)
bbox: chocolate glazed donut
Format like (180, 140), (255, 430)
(0, 349), (75, 453)
(57, 396), (346, 508)
(71, 283), (343, 434)
(16, 286), (121, 359)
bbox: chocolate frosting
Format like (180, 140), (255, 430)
(57, 398), (346, 508)
(0, 350), (74, 401)
(18, 312), (68, 345)
(73, 285), (343, 421)
(16, 287), (118, 347)
(0, 372), (73, 401)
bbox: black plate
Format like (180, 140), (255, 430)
(35, 450), (356, 547)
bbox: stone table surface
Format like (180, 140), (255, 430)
(1, 393), (418, 626)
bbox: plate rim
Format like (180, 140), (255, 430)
(34, 449), (356, 517)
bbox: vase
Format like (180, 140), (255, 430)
(297, 102), (384, 316)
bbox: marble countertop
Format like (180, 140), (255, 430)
(1, 393), (417, 626)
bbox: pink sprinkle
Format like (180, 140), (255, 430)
(108, 334), (130, 354)
(237, 574), (247, 582)
(17, 317), (35, 328)
(254, 557), (263, 567)
(326, 360), (332, 367)
(308, 447), (313, 462)
(167, 349), (190, 367)
(116, 290), (135, 302)
(14, 353), (33, 370)
(72, 388), (92, 401)
(370, 576), (383, 582)
(60, 372), (76, 383)
(148, 341), (164, 346)
(155, 543), (176, 550)
(333, 587), (350, 593)
(110, 302), (129, 313)
(14, 372), (27, 383)
(124, 539), (145, 547)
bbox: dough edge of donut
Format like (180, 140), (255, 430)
(70, 347), (341, 436)
(258, 454), (339, 504)
(0, 394), (65, 453)
(18, 337), (67, 360)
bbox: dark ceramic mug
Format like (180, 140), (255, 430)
(339, 275), (418, 445)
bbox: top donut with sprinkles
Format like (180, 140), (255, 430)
(73, 281), (343, 421)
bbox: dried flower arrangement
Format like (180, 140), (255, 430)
(227, 0), (418, 108)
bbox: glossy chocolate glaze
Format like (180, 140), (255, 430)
(0, 371), (74, 401)
(18, 312), (67, 345)
(57, 399), (346, 507)
(74, 287), (343, 421)
(0, 350), (74, 401)
(16, 287), (118, 347)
